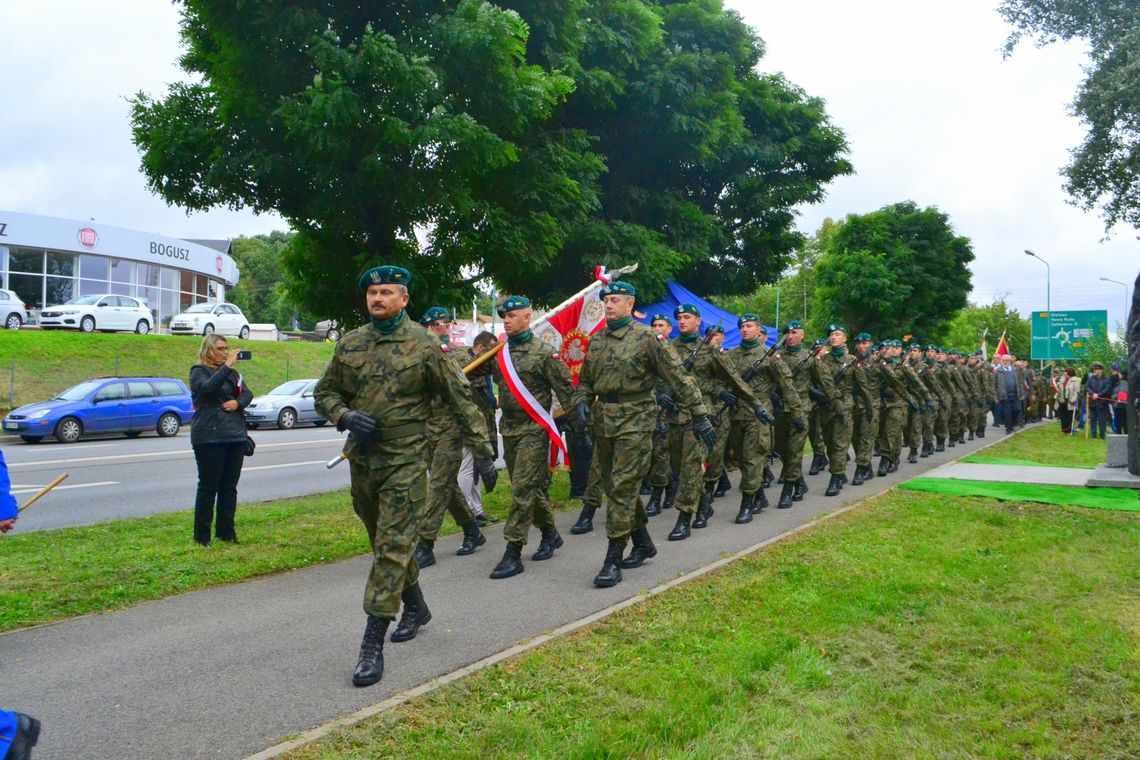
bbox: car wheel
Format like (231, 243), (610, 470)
(277, 408), (297, 429)
(4, 313), (21, 330)
(327, 328), (341, 342)
(20, 435), (42, 444)
(135, 320), (150, 335)
(203, 323), (214, 336)
(239, 325), (250, 339)
(125, 431), (142, 438)
(156, 412), (181, 437)
(313, 419), (327, 427)
(80, 316), (96, 333)
(55, 416), (83, 443)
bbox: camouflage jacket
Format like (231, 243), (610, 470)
(727, 342), (805, 423)
(782, 344), (818, 401)
(818, 347), (856, 410)
(879, 357), (910, 406)
(900, 360), (932, 405)
(671, 335), (763, 424)
(493, 335), (575, 438)
(851, 353), (880, 410)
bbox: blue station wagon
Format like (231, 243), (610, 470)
(2, 377), (195, 443)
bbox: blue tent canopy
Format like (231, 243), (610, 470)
(635, 280), (777, 349)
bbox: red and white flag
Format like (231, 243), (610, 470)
(994, 331), (1010, 358)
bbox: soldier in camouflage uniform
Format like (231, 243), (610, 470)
(487, 296), (577, 579)
(934, 348), (959, 448)
(573, 282), (712, 587)
(462, 331), (502, 526)
(807, 338), (830, 476)
(315, 266), (497, 688)
(645, 314), (677, 516)
(775, 321), (819, 508)
(414, 307), (488, 569)
(901, 343), (934, 463)
(877, 340), (911, 475)
(706, 325), (735, 499)
(917, 344), (944, 456)
(947, 351), (970, 444)
(818, 325), (861, 496)
(726, 313), (804, 521)
(967, 352), (990, 436)
(927, 345), (951, 450)
(850, 333), (879, 486)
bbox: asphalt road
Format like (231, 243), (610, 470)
(1, 425), (352, 531)
(0, 427), (1012, 760)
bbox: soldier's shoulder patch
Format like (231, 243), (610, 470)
(655, 333), (666, 341)
(439, 343), (450, 352)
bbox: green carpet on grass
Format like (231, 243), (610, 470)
(901, 477), (1140, 512)
(960, 456), (1095, 470)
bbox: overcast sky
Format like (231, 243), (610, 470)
(1, 1), (1135, 336)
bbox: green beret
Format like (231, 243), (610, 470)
(854, 332), (872, 342)
(908, 343), (921, 351)
(674, 303), (701, 318)
(737, 312), (762, 328)
(419, 306), (451, 326)
(496, 295), (531, 316)
(871, 343), (881, 351)
(783, 319), (804, 333)
(925, 343), (938, 351)
(599, 281), (636, 299)
(650, 313), (673, 324)
(812, 338), (826, 349)
(706, 324), (725, 335)
(358, 265), (411, 291)
(826, 323), (846, 335)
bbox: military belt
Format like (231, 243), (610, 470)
(376, 421), (427, 441)
(597, 390), (653, 404)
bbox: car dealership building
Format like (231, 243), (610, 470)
(0, 210), (240, 329)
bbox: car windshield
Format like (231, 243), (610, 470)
(54, 380), (104, 401)
(268, 380), (309, 396)
(65, 296), (103, 306)
(184, 304), (216, 314)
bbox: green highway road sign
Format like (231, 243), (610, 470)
(1030, 310), (1107, 361)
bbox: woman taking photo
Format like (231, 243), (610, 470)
(190, 333), (253, 546)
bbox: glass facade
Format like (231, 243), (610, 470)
(1, 246), (226, 330)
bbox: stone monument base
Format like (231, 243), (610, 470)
(1107, 434), (1128, 468)
(1086, 464), (1140, 489)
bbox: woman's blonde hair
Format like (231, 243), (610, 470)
(198, 333), (230, 366)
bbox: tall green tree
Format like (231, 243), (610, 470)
(813, 202), (974, 341)
(227, 232), (297, 328)
(942, 299), (1031, 357)
(999, 0), (1140, 229)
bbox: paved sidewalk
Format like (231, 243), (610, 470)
(0, 431), (1006, 760)
(922, 461), (1092, 487)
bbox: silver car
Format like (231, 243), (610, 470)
(1, 289), (29, 330)
(243, 379), (327, 429)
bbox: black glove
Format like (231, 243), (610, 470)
(654, 417), (668, 437)
(925, 400), (936, 413)
(475, 457), (498, 493)
(339, 410), (377, 439)
(808, 388), (833, 410)
(770, 391), (785, 411)
(907, 399), (919, 412)
(692, 414), (716, 450)
(655, 391), (677, 412)
(792, 418), (807, 433)
(576, 401), (591, 430)
(718, 391), (738, 410)
(865, 406), (874, 422)
(754, 404), (774, 425)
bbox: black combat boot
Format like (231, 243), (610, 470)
(808, 453), (828, 475)
(645, 486), (665, 517)
(531, 527), (564, 561)
(734, 492), (755, 524)
(593, 538), (626, 587)
(920, 442), (931, 458)
(968, 431), (975, 441)
(456, 523), (486, 556)
(621, 526), (657, 568)
(935, 437), (945, 452)
(852, 465), (868, 486)
(762, 466), (775, 489)
(640, 479), (652, 495)
(5, 712), (40, 760)
(352, 615), (390, 686)
(792, 478), (809, 502)
(662, 476), (678, 510)
(668, 511), (693, 541)
(873, 442), (881, 457)
(958, 433), (967, 444)
(887, 458), (899, 473)
(947, 435), (956, 448)
(877, 457), (890, 477)
(390, 583), (431, 643)
(693, 482), (716, 528)
(413, 538), (435, 569)
(825, 473), (843, 497)
(777, 481), (795, 508)
(715, 470), (732, 497)
(907, 447), (918, 464)
(750, 488), (769, 514)
(570, 504), (596, 535)
(489, 542), (524, 579)
(976, 428), (985, 439)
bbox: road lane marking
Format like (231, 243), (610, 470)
(10, 481), (118, 495)
(6, 443), (117, 453)
(7, 438), (346, 468)
(243, 460), (328, 472)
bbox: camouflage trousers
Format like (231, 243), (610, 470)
(581, 434), (605, 510)
(774, 407), (809, 482)
(905, 407), (921, 449)
(703, 407), (732, 483)
(648, 426), (671, 488)
(349, 454), (428, 620)
(949, 396), (965, 437)
(878, 402), (906, 460)
(933, 399), (949, 439)
(852, 403), (879, 468)
(594, 430), (652, 540)
(668, 422), (705, 514)
(502, 426), (556, 546)
(821, 404), (853, 475)
(808, 406), (825, 455)
(729, 416), (771, 495)
(972, 399), (989, 431)
(921, 405), (935, 444)
(418, 421), (474, 542)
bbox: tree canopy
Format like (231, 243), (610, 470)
(941, 298), (1031, 358)
(132, 0), (850, 328)
(999, 0), (1140, 229)
(812, 202), (974, 342)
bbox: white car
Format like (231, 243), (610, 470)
(40, 294), (154, 334)
(0, 289), (29, 330)
(169, 303), (250, 338)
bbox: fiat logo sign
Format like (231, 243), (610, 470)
(78, 227), (98, 248)
(216, 256), (224, 273)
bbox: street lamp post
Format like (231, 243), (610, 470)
(1099, 276), (1129, 327)
(1025, 249), (1050, 362)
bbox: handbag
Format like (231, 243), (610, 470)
(244, 435), (256, 457)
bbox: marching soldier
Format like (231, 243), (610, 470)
(917, 344), (944, 456)
(573, 282), (712, 587)
(901, 343), (934, 464)
(487, 296), (577, 579)
(947, 350), (970, 444)
(807, 338), (830, 476)
(315, 265), (497, 687)
(646, 314), (678, 516)
(877, 340), (910, 474)
(850, 332), (879, 485)
(818, 325), (860, 496)
(774, 321), (818, 507)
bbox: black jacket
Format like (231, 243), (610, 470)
(1086, 374), (1113, 407)
(190, 364), (253, 446)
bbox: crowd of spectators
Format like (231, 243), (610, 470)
(990, 356), (1128, 438)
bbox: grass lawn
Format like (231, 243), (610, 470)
(283, 490), (1140, 760)
(0, 469), (573, 633)
(0, 331), (335, 416)
(981, 421), (1107, 468)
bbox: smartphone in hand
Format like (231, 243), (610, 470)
(236, 350), (252, 361)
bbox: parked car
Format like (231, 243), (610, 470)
(2, 377), (194, 443)
(244, 379), (327, 429)
(40, 294), (154, 334)
(0, 288), (29, 330)
(169, 302), (250, 338)
(314, 320), (343, 342)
